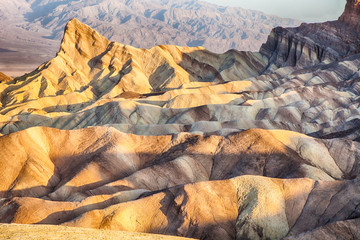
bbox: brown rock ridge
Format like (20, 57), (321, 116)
(339, 0), (360, 32)
(62, 177), (360, 240)
(261, 0), (360, 69)
(0, 72), (12, 83)
(2, 41), (360, 140)
(0, 19), (356, 138)
(0, 126), (357, 200)
(1, 15), (360, 140)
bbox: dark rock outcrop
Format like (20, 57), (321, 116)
(260, 0), (360, 69)
(339, 0), (360, 32)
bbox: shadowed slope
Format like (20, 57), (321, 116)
(2, 172), (360, 240)
(0, 126), (359, 232)
(0, 126), (358, 201)
(285, 218), (360, 240)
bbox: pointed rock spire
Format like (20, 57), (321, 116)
(0, 72), (12, 83)
(339, 0), (360, 31)
(58, 18), (110, 60)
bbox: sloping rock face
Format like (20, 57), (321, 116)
(1, 1), (360, 240)
(1, 127), (360, 240)
(0, 127), (360, 239)
(260, 21), (360, 68)
(0, 72), (12, 83)
(285, 218), (360, 240)
(261, 0), (360, 69)
(0, 127), (357, 201)
(339, 0), (360, 32)
(0, 18), (266, 106)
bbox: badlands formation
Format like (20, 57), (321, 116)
(1, 0), (360, 239)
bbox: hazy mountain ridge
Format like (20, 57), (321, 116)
(17, 0), (300, 49)
(0, 0), (300, 76)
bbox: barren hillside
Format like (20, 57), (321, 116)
(1, 0), (360, 239)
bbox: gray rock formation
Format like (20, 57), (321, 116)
(260, 19), (360, 69)
(285, 218), (360, 240)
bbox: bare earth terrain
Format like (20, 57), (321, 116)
(0, 0), (360, 239)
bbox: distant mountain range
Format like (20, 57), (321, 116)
(0, 0), (300, 76)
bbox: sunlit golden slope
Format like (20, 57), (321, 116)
(0, 126), (360, 239)
(0, 126), (356, 201)
(0, 19), (266, 114)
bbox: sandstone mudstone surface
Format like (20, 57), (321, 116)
(1, 0), (360, 239)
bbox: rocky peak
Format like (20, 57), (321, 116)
(260, 0), (360, 70)
(58, 18), (110, 60)
(339, 0), (360, 31)
(0, 72), (12, 83)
